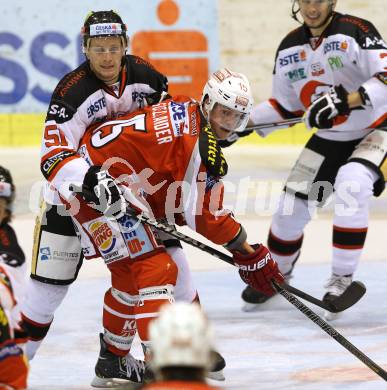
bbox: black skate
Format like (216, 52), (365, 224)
(241, 269), (294, 312)
(91, 334), (145, 388)
(241, 286), (273, 311)
(207, 349), (226, 381)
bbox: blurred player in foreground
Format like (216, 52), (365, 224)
(142, 302), (220, 390)
(0, 166), (28, 389)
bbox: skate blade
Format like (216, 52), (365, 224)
(323, 310), (340, 321)
(91, 376), (141, 389)
(206, 369), (225, 381)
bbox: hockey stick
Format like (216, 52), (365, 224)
(130, 215), (386, 380)
(69, 183), (364, 313)
(69, 185), (385, 380)
(272, 280), (387, 381)
(245, 117), (302, 132)
(126, 212), (364, 314)
(136, 217), (386, 381)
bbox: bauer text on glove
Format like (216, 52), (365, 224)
(233, 244), (285, 296)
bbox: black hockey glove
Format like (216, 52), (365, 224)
(81, 166), (125, 219)
(305, 84), (350, 129)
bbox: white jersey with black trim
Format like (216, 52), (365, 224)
(40, 55), (168, 204)
(251, 13), (387, 141)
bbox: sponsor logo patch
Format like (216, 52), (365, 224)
(89, 221), (116, 254)
(311, 62), (325, 76)
(328, 56), (344, 71)
(279, 50), (306, 68)
(286, 67), (307, 82)
(324, 40), (349, 54)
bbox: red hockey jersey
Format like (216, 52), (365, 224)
(78, 96), (241, 246)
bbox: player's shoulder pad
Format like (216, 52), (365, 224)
(199, 116), (228, 177)
(47, 61), (101, 123)
(333, 13), (386, 50)
(273, 26), (308, 74)
(125, 55), (168, 92)
(277, 25), (308, 53)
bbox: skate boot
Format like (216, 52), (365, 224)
(241, 272), (293, 312)
(207, 349), (226, 381)
(91, 334), (145, 388)
(323, 274), (353, 321)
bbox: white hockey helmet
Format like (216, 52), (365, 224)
(201, 68), (253, 133)
(149, 303), (214, 370)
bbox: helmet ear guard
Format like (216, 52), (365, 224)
(200, 68), (254, 133)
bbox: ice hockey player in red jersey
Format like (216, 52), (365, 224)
(0, 166), (28, 390)
(220, 1), (387, 319)
(142, 302), (220, 390)
(54, 68), (284, 386)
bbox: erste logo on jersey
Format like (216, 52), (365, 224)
(89, 221), (116, 254)
(279, 50), (307, 68)
(87, 97), (106, 118)
(323, 40), (348, 54)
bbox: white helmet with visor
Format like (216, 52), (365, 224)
(201, 68), (253, 133)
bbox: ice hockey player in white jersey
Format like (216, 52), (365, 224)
(221, 0), (387, 319)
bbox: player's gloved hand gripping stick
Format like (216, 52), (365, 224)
(70, 183), (387, 382)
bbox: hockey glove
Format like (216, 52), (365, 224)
(233, 244), (284, 296)
(81, 166), (125, 219)
(305, 84), (350, 129)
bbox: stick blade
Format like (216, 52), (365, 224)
(328, 281), (366, 312)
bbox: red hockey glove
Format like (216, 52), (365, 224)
(233, 244), (285, 296)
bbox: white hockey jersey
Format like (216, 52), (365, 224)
(40, 55), (167, 203)
(251, 13), (387, 141)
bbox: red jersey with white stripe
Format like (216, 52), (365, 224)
(78, 96), (241, 246)
(251, 13), (387, 141)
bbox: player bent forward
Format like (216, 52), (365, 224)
(54, 69), (284, 386)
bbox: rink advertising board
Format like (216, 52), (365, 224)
(0, 0), (218, 145)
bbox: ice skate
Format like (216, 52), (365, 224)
(323, 274), (353, 321)
(241, 272), (292, 312)
(206, 349), (226, 381)
(91, 334), (145, 388)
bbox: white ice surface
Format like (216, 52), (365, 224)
(3, 146), (387, 389)
(25, 259), (387, 390)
